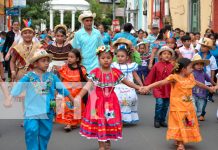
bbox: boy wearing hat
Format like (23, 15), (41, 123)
(10, 49), (74, 150)
(144, 46), (174, 128)
(192, 54), (216, 118)
(193, 37), (217, 121)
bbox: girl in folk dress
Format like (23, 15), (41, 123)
(75, 45), (143, 150)
(56, 49), (87, 131)
(143, 58), (215, 150)
(111, 38), (143, 124)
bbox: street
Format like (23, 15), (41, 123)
(0, 94), (218, 150)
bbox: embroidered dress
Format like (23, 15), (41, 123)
(56, 64), (87, 126)
(166, 74), (202, 143)
(80, 68), (124, 141)
(112, 62), (139, 124)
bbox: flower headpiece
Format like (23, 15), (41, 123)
(174, 63), (180, 71)
(96, 45), (114, 55)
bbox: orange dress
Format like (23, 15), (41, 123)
(55, 64), (86, 126)
(166, 74), (202, 143)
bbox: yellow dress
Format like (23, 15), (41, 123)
(166, 74), (202, 143)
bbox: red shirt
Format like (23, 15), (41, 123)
(144, 61), (173, 98)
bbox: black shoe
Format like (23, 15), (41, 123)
(154, 121), (160, 128)
(208, 99), (214, 102)
(160, 122), (168, 127)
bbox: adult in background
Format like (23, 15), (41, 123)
(112, 23), (137, 47)
(98, 24), (111, 46)
(2, 21), (21, 80)
(72, 11), (103, 73)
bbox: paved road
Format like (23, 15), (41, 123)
(0, 94), (218, 150)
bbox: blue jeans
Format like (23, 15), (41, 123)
(24, 113), (54, 150)
(194, 96), (205, 117)
(155, 98), (169, 122)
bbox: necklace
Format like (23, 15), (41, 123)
(55, 42), (65, 52)
(101, 68), (114, 97)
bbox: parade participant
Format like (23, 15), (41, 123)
(73, 11), (103, 73)
(47, 24), (72, 72)
(56, 49), (87, 132)
(112, 23), (137, 47)
(136, 29), (146, 43)
(144, 46), (174, 128)
(193, 38), (217, 121)
(143, 58), (215, 150)
(179, 35), (195, 60)
(136, 41), (150, 82)
(98, 24), (111, 46)
(148, 28), (167, 69)
(76, 45), (143, 150)
(111, 39), (143, 124)
(10, 26), (41, 82)
(192, 55), (216, 118)
(10, 49), (74, 150)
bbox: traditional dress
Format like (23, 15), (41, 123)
(80, 68), (124, 141)
(46, 43), (72, 72)
(166, 74), (202, 143)
(112, 62), (139, 124)
(11, 42), (41, 81)
(56, 64), (87, 126)
(11, 72), (70, 150)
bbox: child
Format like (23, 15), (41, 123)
(143, 58), (215, 150)
(56, 49), (87, 132)
(179, 35), (195, 60)
(10, 49), (74, 150)
(192, 54), (216, 118)
(194, 37), (217, 121)
(111, 39), (143, 124)
(75, 45), (143, 150)
(144, 46), (174, 128)
(136, 42), (150, 82)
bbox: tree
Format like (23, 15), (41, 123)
(20, 0), (50, 29)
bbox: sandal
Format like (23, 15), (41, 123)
(64, 125), (72, 132)
(177, 144), (185, 150)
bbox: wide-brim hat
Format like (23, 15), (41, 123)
(112, 38), (132, 49)
(21, 27), (34, 34)
(199, 37), (213, 49)
(192, 54), (210, 66)
(29, 49), (53, 64)
(78, 11), (96, 23)
(157, 46), (175, 57)
(54, 24), (68, 33)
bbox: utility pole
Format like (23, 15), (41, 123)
(4, 0), (7, 31)
(112, 0), (116, 20)
(124, 0), (127, 24)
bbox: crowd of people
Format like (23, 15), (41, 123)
(0, 10), (218, 150)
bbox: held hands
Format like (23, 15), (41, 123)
(138, 86), (150, 94)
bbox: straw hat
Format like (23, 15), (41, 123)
(29, 49), (53, 64)
(199, 38), (213, 49)
(157, 46), (175, 57)
(112, 38), (132, 49)
(192, 54), (210, 66)
(78, 11), (96, 23)
(54, 24), (67, 33)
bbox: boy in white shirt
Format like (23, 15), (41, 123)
(179, 35), (195, 60)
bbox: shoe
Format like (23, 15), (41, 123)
(199, 116), (205, 121)
(160, 122), (168, 127)
(64, 125), (72, 132)
(154, 121), (160, 128)
(208, 99), (214, 102)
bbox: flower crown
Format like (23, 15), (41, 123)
(96, 45), (114, 55)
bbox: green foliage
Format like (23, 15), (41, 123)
(20, 0), (50, 28)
